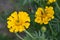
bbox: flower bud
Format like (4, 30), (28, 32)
(41, 26), (46, 32)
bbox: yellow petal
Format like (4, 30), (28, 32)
(24, 23), (30, 29)
(11, 11), (18, 20)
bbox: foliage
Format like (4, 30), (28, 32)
(24, 31), (53, 40)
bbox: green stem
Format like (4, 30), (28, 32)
(49, 23), (54, 35)
(42, 32), (45, 37)
(55, 2), (60, 10)
(24, 30), (34, 39)
(15, 33), (24, 40)
(49, 23), (58, 40)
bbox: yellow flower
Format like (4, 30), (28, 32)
(7, 11), (30, 33)
(35, 6), (54, 24)
(47, 0), (56, 4)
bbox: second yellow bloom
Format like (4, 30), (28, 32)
(35, 6), (54, 24)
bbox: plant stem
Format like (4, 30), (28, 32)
(15, 33), (24, 40)
(24, 30), (34, 39)
(49, 23), (54, 35)
(55, 2), (60, 11)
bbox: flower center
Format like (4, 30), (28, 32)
(15, 20), (23, 26)
(41, 11), (46, 18)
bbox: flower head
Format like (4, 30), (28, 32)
(35, 6), (54, 24)
(7, 11), (30, 33)
(47, 0), (56, 4)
